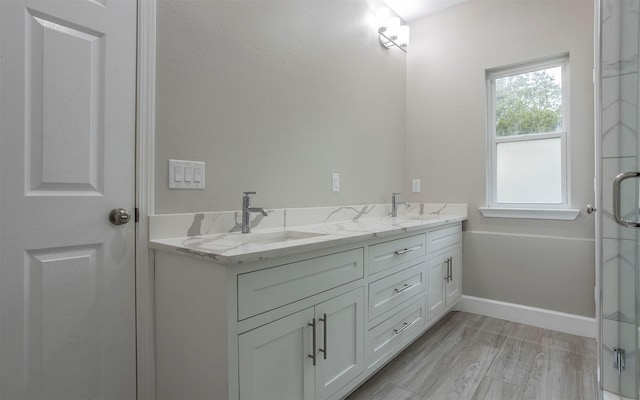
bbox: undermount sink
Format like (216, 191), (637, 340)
(225, 230), (328, 245)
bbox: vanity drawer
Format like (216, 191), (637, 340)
(427, 224), (461, 254)
(367, 295), (426, 370)
(368, 261), (426, 321)
(369, 233), (426, 276)
(237, 248), (364, 320)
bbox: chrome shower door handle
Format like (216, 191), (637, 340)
(613, 172), (640, 228)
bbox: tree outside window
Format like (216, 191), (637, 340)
(495, 67), (563, 137)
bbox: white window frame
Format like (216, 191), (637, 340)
(480, 56), (579, 220)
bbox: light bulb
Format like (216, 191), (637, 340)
(376, 7), (390, 32)
(387, 16), (400, 39)
(397, 25), (410, 47)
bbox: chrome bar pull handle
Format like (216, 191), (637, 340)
(443, 259), (448, 282)
(394, 283), (413, 293)
(613, 172), (640, 228)
(446, 258), (450, 281)
(449, 257), (453, 281)
(394, 248), (413, 256)
(394, 321), (413, 335)
(444, 258), (450, 282)
(308, 318), (316, 366)
(319, 313), (327, 360)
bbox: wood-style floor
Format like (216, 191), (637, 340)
(346, 312), (597, 400)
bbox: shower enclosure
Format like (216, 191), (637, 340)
(598, 0), (640, 397)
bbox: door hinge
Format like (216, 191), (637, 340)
(135, 208), (140, 223)
(614, 347), (626, 375)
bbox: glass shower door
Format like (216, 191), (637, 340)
(599, 0), (640, 397)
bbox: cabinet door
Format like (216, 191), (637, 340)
(239, 307), (315, 400)
(427, 254), (446, 321)
(315, 288), (364, 400)
(445, 246), (462, 306)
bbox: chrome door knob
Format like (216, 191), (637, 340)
(586, 204), (596, 214)
(109, 208), (131, 225)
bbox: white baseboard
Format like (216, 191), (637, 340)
(462, 295), (596, 338)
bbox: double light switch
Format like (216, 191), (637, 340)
(169, 159), (205, 189)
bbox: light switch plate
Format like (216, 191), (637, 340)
(332, 173), (340, 192)
(169, 159), (205, 189)
(412, 179), (421, 193)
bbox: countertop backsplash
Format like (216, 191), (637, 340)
(149, 203), (467, 241)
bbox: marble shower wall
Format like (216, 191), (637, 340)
(600, 0), (640, 396)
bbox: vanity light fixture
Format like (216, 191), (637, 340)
(376, 7), (410, 52)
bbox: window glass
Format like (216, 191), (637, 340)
(487, 57), (568, 210)
(496, 138), (562, 203)
(495, 66), (563, 137)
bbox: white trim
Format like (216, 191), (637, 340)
(135, 0), (156, 399)
(487, 56), (571, 79)
(478, 207), (580, 220)
(486, 55), (571, 209)
(462, 295), (596, 338)
(494, 130), (563, 144)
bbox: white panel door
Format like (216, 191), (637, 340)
(0, 0), (137, 398)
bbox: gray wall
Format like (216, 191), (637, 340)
(155, 0), (407, 214)
(155, 0), (596, 318)
(405, 0), (595, 317)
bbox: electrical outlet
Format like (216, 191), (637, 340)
(332, 173), (340, 192)
(412, 179), (421, 193)
(169, 159), (205, 189)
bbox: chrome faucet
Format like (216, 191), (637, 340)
(391, 192), (401, 217)
(242, 192), (268, 234)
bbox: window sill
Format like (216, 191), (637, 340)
(478, 207), (580, 221)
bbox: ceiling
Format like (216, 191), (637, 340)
(383, 0), (468, 21)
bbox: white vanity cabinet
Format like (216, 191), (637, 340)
(238, 287), (364, 400)
(365, 233), (428, 371)
(154, 244), (366, 400)
(427, 225), (463, 321)
(153, 221), (463, 400)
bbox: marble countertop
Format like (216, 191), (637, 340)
(149, 214), (467, 265)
